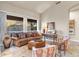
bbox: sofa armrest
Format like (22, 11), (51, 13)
(13, 38), (28, 47)
(11, 37), (18, 40)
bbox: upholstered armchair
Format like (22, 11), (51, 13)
(32, 45), (58, 57)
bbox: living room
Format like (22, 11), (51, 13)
(0, 1), (79, 57)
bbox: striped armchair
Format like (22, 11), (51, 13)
(32, 45), (58, 57)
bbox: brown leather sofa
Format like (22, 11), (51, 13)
(11, 32), (42, 47)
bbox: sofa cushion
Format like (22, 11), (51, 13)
(31, 33), (34, 37)
(11, 33), (18, 37)
(26, 32), (32, 37)
(31, 32), (40, 37)
(18, 33), (26, 39)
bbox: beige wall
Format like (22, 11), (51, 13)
(41, 4), (69, 35)
(0, 3), (40, 47)
(70, 11), (79, 42)
(0, 3), (40, 32)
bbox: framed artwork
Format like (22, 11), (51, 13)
(47, 22), (55, 30)
(69, 20), (75, 35)
(47, 22), (55, 34)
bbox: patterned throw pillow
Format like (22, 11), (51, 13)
(26, 32), (31, 37)
(11, 33), (17, 37)
(18, 33), (25, 39)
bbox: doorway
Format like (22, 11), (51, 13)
(69, 4), (79, 42)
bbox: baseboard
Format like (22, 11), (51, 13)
(70, 40), (79, 43)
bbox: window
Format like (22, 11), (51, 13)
(27, 19), (37, 31)
(6, 15), (23, 33)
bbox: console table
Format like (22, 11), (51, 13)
(42, 33), (57, 45)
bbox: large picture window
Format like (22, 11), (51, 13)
(6, 15), (23, 33)
(27, 19), (37, 31)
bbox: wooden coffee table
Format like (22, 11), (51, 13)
(28, 40), (45, 50)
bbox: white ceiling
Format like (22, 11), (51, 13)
(4, 1), (55, 14)
(70, 3), (79, 11)
(2, 1), (79, 14)
(54, 1), (79, 10)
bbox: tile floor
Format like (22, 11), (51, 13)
(1, 40), (79, 57)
